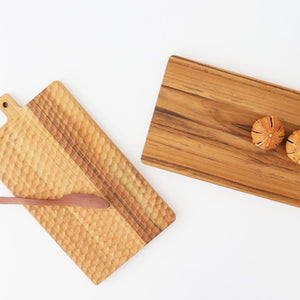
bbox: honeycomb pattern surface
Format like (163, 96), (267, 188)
(0, 83), (175, 284)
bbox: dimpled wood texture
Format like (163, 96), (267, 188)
(142, 55), (300, 207)
(0, 81), (175, 284)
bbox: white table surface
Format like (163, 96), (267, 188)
(0, 0), (300, 299)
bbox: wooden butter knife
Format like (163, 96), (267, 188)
(0, 193), (110, 209)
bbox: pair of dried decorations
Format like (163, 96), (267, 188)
(251, 116), (300, 164)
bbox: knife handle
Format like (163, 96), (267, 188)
(0, 193), (110, 209)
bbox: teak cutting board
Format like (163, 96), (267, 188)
(0, 81), (175, 284)
(142, 55), (300, 207)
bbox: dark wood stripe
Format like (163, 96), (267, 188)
(28, 95), (162, 243)
(141, 155), (300, 207)
(150, 108), (298, 174)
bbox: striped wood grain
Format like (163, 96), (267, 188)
(142, 55), (300, 207)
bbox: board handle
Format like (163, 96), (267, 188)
(0, 94), (22, 122)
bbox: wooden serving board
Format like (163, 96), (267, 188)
(0, 81), (175, 284)
(142, 55), (300, 207)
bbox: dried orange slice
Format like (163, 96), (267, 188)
(286, 130), (300, 164)
(251, 116), (285, 150)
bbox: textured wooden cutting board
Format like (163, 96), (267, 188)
(0, 81), (175, 284)
(142, 55), (300, 207)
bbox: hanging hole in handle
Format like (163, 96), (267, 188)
(0, 94), (22, 122)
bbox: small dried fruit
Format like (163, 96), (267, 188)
(286, 130), (300, 164)
(251, 116), (285, 150)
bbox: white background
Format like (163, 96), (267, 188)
(0, 0), (299, 299)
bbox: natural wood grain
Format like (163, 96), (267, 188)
(142, 55), (300, 207)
